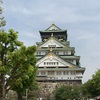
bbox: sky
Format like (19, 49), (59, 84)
(2, 0), (100, 83)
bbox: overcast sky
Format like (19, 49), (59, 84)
(2, 0), (100, 83)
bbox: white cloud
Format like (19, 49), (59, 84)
(11, 6), (31, 15)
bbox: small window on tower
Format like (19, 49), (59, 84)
(57, 71), (61, 75)
(48, 45), (56, 48)
(71, 71), (76, 75)
(63, 71), (69, 75)
(41, 71), (45, 75)
(63, 51), (65, 55)
(37, 52), (41, 55)
(56, 52), (59, 55)
(44, 62), (46, 65)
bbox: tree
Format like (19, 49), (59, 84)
(82, 70), (100, 98)
(92, 69), (100, 97)
(10, 46), (37, 100)
(0, 29), (37, 100)
(0, 29), (22, 100)
(55, 85), (81, 100)
(0, 0), (6, 31)
(0, 1), (37, 100)
(82, 79), (94, 98)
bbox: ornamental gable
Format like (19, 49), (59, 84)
(39, 37), (65, 48)
(36, 52), (77, 68)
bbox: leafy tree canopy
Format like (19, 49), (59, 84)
(82, 69), (100, 98)
(55, 85), (81, 100)
(0, 29), (37, 100)
(0, 0), (6, 30)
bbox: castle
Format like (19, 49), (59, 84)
(35, 23), (85, 99)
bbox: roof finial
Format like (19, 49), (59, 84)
(52, 21), (54, 25)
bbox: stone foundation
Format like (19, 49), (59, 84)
(37, 80), (82, 100)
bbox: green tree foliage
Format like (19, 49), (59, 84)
(0, 1), (37, 100)
(0, 29), (37, 100)
(0, 29), (22, 100)
(11, 46), (37, 100)
(92, 69), (100, 96)
(82, 79), (94, 98)
(82, 70), (100, 98)
(0, 0), (6, 30)
(55, 85), (81, 100)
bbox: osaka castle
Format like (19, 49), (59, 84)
(36, 23), (85, 86)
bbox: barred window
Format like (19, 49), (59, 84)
(63, 71), (69, 75)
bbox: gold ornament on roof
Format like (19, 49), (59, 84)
(51, 33), (53, 37)
(70, 66), (74, 68)
(50, 48), (52, 52)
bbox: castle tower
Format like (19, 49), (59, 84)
(35, 23), (85, 99)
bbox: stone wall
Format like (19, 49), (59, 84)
(37, 81), (81, 100)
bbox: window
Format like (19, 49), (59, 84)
(48, 45), (56, 48)
(37, 52), (41, 55)
(63, 71), (69, 75)
(41, 71), (46, 75)
(48, 71), (54, 75)
(44, 62), (46, 65)
(63, 51), (67, 55)
(57, 71), (61, 75)
(44, 62), (59, 65)
(71, 71), (76, 75)
(56, 52), (59, 55)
